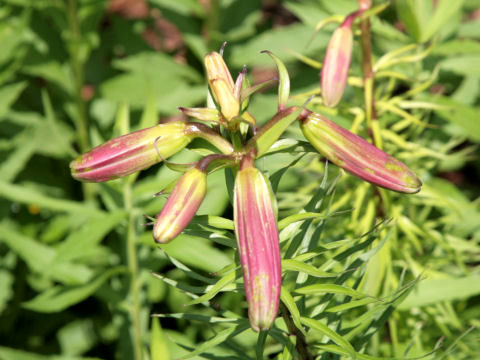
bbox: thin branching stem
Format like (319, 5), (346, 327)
(359, 15), (388, 217)
(66, 0), (95, 201)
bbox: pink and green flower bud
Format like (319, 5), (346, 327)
(300, 111), (422, 193)
(234, 154), (281, 331)
(321, 15), (354, 107)
(70, 122), (193, 182)
(210, 78), (240, 121)
(153, 167), (207, 244)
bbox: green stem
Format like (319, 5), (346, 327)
(206, 0), (220, 50)
(359, 16), (382, 150)
(279, 302), (313, 360)
(359, 14), (388, 216)
(66, 0), (94, 201)
(123, 180), (143, 360)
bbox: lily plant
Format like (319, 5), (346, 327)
(71, 43), (421, 332)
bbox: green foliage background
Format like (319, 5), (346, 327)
(0, 0), (479, 359)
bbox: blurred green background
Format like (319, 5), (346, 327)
(0, 0), (479, 359)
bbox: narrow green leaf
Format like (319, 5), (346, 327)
(399, 276), (480, 309)
(151, 317), (170, 360)
(0, 181), (102, 215)
(301, 317), (356, 359)
(164, 254), (216, 284)
(0, 131), (36, 182)
(0, 345), (103, 360)
(423, 0), (463, 42)
(269, 154), (305, 194)
(325, 297), (379, 313)
(315, 344), (385, 360)
(0, 270), (13, 315)
(22, 267), (126, 313)
(185, 271), (236, 305)
(55, 210), (127, 262)
(153, 313), (240, 324)
(278, 212), (330, 230)
(282, 259), (335, 278)
(192, 215), (234, 230)
(0, 223), (92, 285)
(0, 82), (27, 116)
(261, 50), (290, 110)
(247, 106), (304, 158)
(159, 234), (232, 273)
(177, 323), (250, 360)
(295, 284), (370, 299)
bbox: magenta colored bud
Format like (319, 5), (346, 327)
(321, 16), (354, 107)
(70, 122), (192, 182)
(234, 155), (281, 331)
(300, 111), (422, 193)
(153, 167), (207, 244)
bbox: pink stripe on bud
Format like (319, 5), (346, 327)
(70, 122), (192, 182)
(234, 155), (281, 331)
(153, 167), (207, 244)
(321, 16), (354, 107)
(301, 111), (422, 193)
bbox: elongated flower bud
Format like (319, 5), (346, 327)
(70, 122), (192, 182)
(204, 51), (235, 92)
(210, 78), (240, 121)
(204, 51), (239, 121)
(321, 15), (354, 107)
(300, 111), (422, 193)
(153, 167), (207, 243)
(234, 155), (281, 331)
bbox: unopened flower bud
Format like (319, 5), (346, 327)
(204, 51), (235, 92)
(300, 111), (422, 193)
(234, 155), (281, 331)
(70, 122), (192, 182)
(153, 167), (207, 243)
(210, 78), (240, 121)
(204, 51), (240, 121)
(321, 15), (354, 107)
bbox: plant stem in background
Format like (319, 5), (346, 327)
(123, 180), (143, 360)
(280, 302), (313, 360)
(66, 0), (95, 201)
(359, 16), (382, 150)
(359, 14), (388, 217)
(205, 0), (220, 50)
